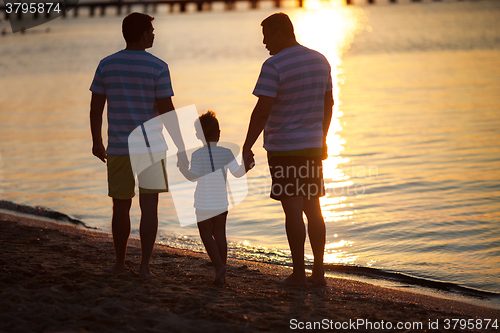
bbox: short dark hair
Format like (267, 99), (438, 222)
(261, 12), (295, 39)
(122, 12), (154, 44)
(198, 110), (220, 142)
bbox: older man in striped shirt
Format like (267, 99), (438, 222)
(243, 12), (334, 286)
(90, 12), (187, 278)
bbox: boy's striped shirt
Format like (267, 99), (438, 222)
(189, 145), (240, 211)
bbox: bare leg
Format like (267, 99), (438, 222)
(105, 198), (132, 274)
(138, 193), (159, 279)
(212, 213), (228, 265)
(198, 217), (226, 285)
(279, 197), (308, 287)
(304, 197), (326, 286)
(212, 213), (228, 284)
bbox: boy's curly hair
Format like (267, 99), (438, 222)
(198, 110), (220, 142)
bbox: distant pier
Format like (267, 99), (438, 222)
(346, 0), (446, 4)
(1, 0), (470, 22)
(1, 0), (304, 21)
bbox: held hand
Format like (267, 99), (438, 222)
(92, 142), (107, 163)
(322, 137), (329, 160)
(177, 151), (189, 169)
(243, 148), (255, 172)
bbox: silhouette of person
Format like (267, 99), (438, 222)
(243, 12), (334, 286)
(178, 111), (246, 285)
(90, 12), (188, 278)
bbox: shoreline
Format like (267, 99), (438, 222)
(1, 211), (499, 332)
(2, 200), (499, 306)
(322, 265), (500, 309)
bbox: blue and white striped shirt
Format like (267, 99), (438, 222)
(90, 50), (174, 155)
(253, 45), (332, 152)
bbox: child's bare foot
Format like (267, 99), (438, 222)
(104, 263), (125, 274)
(213, 265), (226, 285)
(278, 272), (308, 287)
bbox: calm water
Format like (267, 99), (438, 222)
(1, 0), (499, 295)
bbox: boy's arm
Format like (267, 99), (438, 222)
(230, 160), (247, 178)
(227, 155), (247, 178)
(178, 165), (199, 182)
(156, 97), (189, 169)
(90, 92), (107, 163)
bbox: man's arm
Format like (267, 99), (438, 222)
(156, 97), (188, 168)
(323, 90), (334, 160)
(242, 95), (275, 171)
(90, 92), (107, 163)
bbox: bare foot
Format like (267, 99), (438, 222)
(139, 270), (155, 279)
(307, 275), (327, 286)
(139, 264), (154, 279)
(213, 265), (226, 285)
(104, 263), (125, 275)
(278, 273), (308, 287)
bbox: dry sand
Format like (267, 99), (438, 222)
(1, 211), (499, 333)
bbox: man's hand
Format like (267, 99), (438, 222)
(322, 138), (329, 160)
(243, 148), (255, 172)
(322, 144), (328, 160)
(92, 142), (107, 163)
(322, 90), (333, 161)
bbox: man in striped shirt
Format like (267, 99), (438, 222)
(90, 12), (187, 278)
(243, 12), (334, 286)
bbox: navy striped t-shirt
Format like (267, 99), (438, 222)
(90, 50), (174, 155)
(253, 45), (332, 152)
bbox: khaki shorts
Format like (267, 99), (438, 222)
(107, 153), (169, 200)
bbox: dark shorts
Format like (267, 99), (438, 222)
(267, 149), (325, 201)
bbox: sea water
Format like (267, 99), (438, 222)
(0, 0), (499, 296)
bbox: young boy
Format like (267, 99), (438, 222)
(178, 111), (246, 285)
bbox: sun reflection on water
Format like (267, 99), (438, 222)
(291, 2), (363, 264)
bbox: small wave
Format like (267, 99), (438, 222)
(0, 200), (95, 229)
(323, 264), (500, 300)
(159, 234), (296, 266)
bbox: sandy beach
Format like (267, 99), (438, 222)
(1, 211), (499, 333)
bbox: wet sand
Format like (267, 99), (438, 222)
(1, 211), (499, 333)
